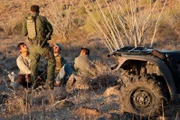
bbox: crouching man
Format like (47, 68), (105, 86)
(74, 47), (95, 76)
(65, 47), (96, 92)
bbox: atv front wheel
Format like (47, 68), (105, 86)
(120, 75), (167, 116)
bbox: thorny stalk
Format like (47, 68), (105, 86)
(150, 0), (167, 47)
(85, 0), (167, 51)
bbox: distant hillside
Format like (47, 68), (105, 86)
(0, 0), (179, 49)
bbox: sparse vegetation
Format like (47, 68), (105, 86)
(140, 0), (156, 5)
(84, 0), (168, 51)
(0, 0), (180, 119)
(164, 2), (180, 31)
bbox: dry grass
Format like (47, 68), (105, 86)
(164, 2), (180, 32)
(84, 0), (170, 51)
(44, 1), (73, 41)
(0, 0), (180, 119)
(0, 0), (179, 49)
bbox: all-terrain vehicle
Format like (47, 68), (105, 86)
(108, 46), (180, 116)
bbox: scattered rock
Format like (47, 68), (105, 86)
(54, 100), (74, 108)
(96, 113), (122, 120)
(74, 106), (101, 118)
(103, 85), (121, 97)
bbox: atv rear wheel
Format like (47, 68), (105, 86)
(120, 75), (167, 116)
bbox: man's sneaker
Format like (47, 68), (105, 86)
(8, 72), (16, 82)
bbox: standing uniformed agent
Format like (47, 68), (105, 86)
(22, 5), (55, 90)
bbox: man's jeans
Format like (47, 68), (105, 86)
(55, 64), (75, 83)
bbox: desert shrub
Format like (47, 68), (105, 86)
(140, 0), (156, 4)
(72, 5), (86, 28)
(0, 15), (24, 36)
(44, 1), (73, 41)
(4, 94), (26, 115)
(13, 23), (22, 35)
(0, 23), (12, 35)
(62, 3), (71, 10)
(88, 0), (108, 3)
(76, 6), (87, 15)
(89, 0), (97, 3)
(44, 1), (90, 41)
(164, 3), (180, 32)
(73, 18), (83, 27)
(83, 10), (102, 34)
(84, 0), (167, 51)
(89, 60), (120, 89)
(156, 20), (178, 41)
(0, 27), (4, 32)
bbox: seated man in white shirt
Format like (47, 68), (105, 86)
(10, 42), (32, 89)
(16, 42), (32, 87)
(9, 42), (46, 89)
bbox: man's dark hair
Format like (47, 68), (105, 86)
(17, 42), (26, 51)
(81, 48), (90, 55)
(30, 5), (40, 13)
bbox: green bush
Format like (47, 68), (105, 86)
(76, 6), (87, 15)
(73, 18), (85, 27)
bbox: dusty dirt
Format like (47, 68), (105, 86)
(0, 0), (180, 120)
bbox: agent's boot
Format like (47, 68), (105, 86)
(43, 80), (54, 90)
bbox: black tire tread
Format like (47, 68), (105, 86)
(120, 75), (167, 116)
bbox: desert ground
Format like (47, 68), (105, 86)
(0, 0), (180, 120)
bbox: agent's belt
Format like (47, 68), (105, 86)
(31, 40), (43, 46)
(28, 38), (48, 47)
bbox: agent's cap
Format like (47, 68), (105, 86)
(31, 5), (40, 13)
(56, 44), (63, 50)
